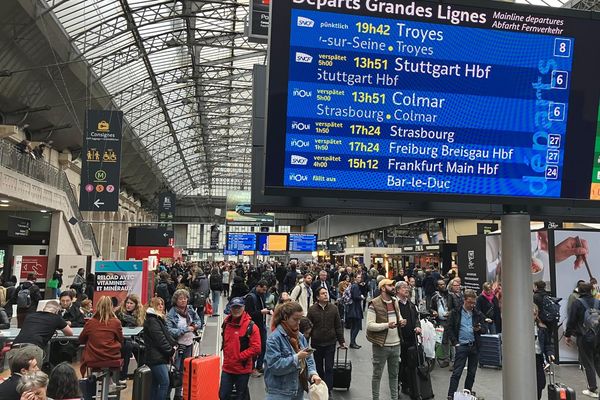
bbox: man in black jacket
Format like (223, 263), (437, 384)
(307, 286), (346, 398)
(12, 273), (42, 328)
(0, 346), (43, 400)
(446, 289), (490, 399)
(311, 270), (336, 303)
(59, 290), (85, 327)
(565, 282), (600, 398)
(244, 280), (269, 377)
(396, 281), (422, 396)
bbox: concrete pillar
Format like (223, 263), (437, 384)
(501, 212), (536, 399)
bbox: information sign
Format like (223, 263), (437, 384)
(289, 233), (318, 252)
(265, 0), (600, 206)
(227, 233), (257, 252)
(158, 192), (176, 222)
(7, 216), (31, 238)
(79, 110), (123, 211)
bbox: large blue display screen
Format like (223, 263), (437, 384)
(289, 233), (318, 252)
(265, 0), (600, 204)
(226, 233), (256, 252)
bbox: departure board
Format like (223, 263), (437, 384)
(265, 0), (600, 205)
(258, 233), (288, 251)
(289, 234), (318, 251)
(226, 233), (257, 252)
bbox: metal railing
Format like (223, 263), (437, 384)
(0, 140), (100, 256)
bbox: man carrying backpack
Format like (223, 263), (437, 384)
(219, 297), (261, 400)
(11, 273), (42, 328)
(565, 282), (600, 398)
(533, 280), (560, 336)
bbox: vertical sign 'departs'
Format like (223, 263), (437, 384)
(79, 110), (123, 212)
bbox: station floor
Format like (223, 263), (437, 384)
(0, 302), (593, 400)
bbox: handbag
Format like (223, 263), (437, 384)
(454, 389), (477, 400)
(308, 381), (329, 400)
(47, 278), (59, 289)
(169, 362), (182, 388)
(204, 302), (213, 316)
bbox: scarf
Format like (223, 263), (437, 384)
(175, 305), (191, 323)
(482, 291), (495, 303)
(281, 320), (309, 392)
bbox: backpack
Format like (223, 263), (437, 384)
(221, 320), (255, 352)
(155, 282), (170, 303)
(191, 291), (206, 308)
(540, 295), (561, 324)
(342, 285), (353, 306)
(579, 298), (600, 338)
(210, 273), (222, 291)
(17, 285), (32, 309)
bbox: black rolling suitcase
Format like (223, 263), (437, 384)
(547, 362), (576, 400)
(479, 334), (502, 368)
(408, 335), (434, 400)
(333, 346), (352, 390)
(132, 365), (153, 400)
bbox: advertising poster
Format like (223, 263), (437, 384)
(225, 190), (274, 226)
(93, 260), (145, 306)
(485, 231), (550, 294)
(457, 235), (487, 293)
(554, 230), (599, 362)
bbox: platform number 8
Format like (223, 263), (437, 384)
(554, 38), (571, 57)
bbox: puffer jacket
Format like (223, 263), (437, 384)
(143, 308), (176, 366)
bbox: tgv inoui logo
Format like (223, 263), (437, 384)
(295, 52), (313, 63)
(290, 139), (310, 148)
(289, 173), (308, 182)
(297, 17), (314, 27)
(291, 155), (308, 165)
(292, 88), (312, 98)
(291, 121), (310, 131)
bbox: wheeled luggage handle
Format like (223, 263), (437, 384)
(546, 361), (556, 386)
(336, 346), (348, 364)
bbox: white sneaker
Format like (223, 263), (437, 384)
(583, 389), (599, 398)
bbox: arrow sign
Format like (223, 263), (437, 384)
(94, 199), (105, 208)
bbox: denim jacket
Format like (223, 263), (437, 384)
(166, 306), (202, 339)
(264, 325), (318, 396)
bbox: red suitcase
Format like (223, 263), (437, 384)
(183, 355), (220, 400)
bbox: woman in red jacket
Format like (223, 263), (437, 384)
(79, 296), (124, 384)
(219, 297), (261, 400)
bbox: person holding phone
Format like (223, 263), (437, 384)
(445, 290), (490, 399)
(264, 301), (321, 400)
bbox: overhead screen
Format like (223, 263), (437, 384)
(264, 0), (600, 207)
(226, 233), (317, 252)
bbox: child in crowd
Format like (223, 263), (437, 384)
(80, 299), (93, 320)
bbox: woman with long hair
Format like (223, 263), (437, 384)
(144, 297), (177, 400)
(79, 296), (124, 380)
(264, 301), (321, 400)
(116, 294), (146, 384)
(167, 289), (202, 400)
(47, 362), (81, 400)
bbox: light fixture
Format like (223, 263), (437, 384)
(0, 204), (9, 208)
(0, 200), (9, 203)
(40, 210), (48, 213)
